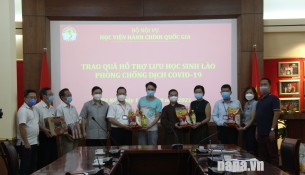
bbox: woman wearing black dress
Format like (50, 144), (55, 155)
(189, 85), (211, 144)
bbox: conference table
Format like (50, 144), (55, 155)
(33, 145), (288, 175)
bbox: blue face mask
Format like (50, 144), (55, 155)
(194, 93), (203, 100)
(27, 98), (37, 107)
(221, 92), (231, 100)
(66, 97), (72, 104)
(147, 90), (155, 97)
(48, 96), (54, 103)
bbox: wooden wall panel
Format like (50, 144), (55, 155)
(238, 52), (264, 99)
(240, 14), (264, 52)
(144, 0), (241, 17)
(286, 120), (305, 142)
(241, 0), (263, 14)
(23, 54), (43, 90)
(45, 0), (143, 18)
(23, 0), (264, 104)
(22, 0), (45, 16)
(22, 16), (46, 53)
(46, 18), (51, 75)
(22, 0), (263, 147)
(238, 0), (264, 106)
(238, 52), (252, 98)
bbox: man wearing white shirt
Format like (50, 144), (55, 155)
(56, 88), (80, 154)
(16, 89), (39, 175)
(212, 84), (241, 144)
(107, 87), (132, 146)
(34, 87), (57, 169)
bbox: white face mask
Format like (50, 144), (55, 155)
(93, 94), (102, 101)
(117, 95), (126, 102)
(245, 93), (254, 101)
(169, 96), (178, 102)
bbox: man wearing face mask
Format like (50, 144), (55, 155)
(137, 82), (162, 145)
(81, 86), (109, 146)
(190, 85), (211, 144)
(16, 89), (39, 175)
(161, 89), (188, 145)
(57, 88), (80, 154)
(33, 87), (57, 169)
(107, 87), (132, 146)
(255, 78), (280, 166)
(212, 84), (241, 144)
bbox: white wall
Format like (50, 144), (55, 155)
(16, 35), (23, 60)
(264, 32), (305, 59)
(0, 0), (17, 140)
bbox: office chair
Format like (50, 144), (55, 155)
(0, 142), (9, 174)
(280, 138), (301, 175)
(0, 141), (19, 175)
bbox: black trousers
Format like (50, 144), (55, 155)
(257, 135), (279, 166)
(86, 139), (107, 146)
(244, 125), (257, 155)
(190, 124), (209, 144)
(217, 126), (238, 144)
(110, 127), (132, 146)
(37, 131), (58, 169)
(166, 128), (188, 145)
(17, 144), (38, 175)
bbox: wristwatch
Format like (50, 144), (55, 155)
(271, 128), (274, 131)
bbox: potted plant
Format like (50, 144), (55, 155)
(278, 119), (287, 139)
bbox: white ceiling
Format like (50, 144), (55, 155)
(14, 0), (305, 21)
(264, 0), (305, 19)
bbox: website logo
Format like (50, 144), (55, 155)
(62, 27), (77, 41)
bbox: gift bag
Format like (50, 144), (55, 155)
(45, 116), (68, 136)
(226, 107), (241, 128)
(68, 122), (83, 140)
(175, 107), (192, 127)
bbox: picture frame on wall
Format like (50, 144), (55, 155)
(278, 61), (300, 77)
(278, 80), (300, 95)
(279, 98), (300, 112)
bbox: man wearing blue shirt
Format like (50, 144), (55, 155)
(212, 84), (241, 144)
(256, 77), (280, 166)
(137, 82), (162, 145)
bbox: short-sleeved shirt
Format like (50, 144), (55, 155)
(16, 103), (39, 146)
(242, 100), (257, 125)
(137, 96), (162, 131)
(107, 101), (132, 128)
(256, 94), (280, 136)
(56, 103), (79, 125)
(212, 99), (241, 126)
(80, 100), (109, 139)
(190, 99), (209, 122)
(34, 100), (56, 128)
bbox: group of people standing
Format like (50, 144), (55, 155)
(16, 78), (280, 175)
